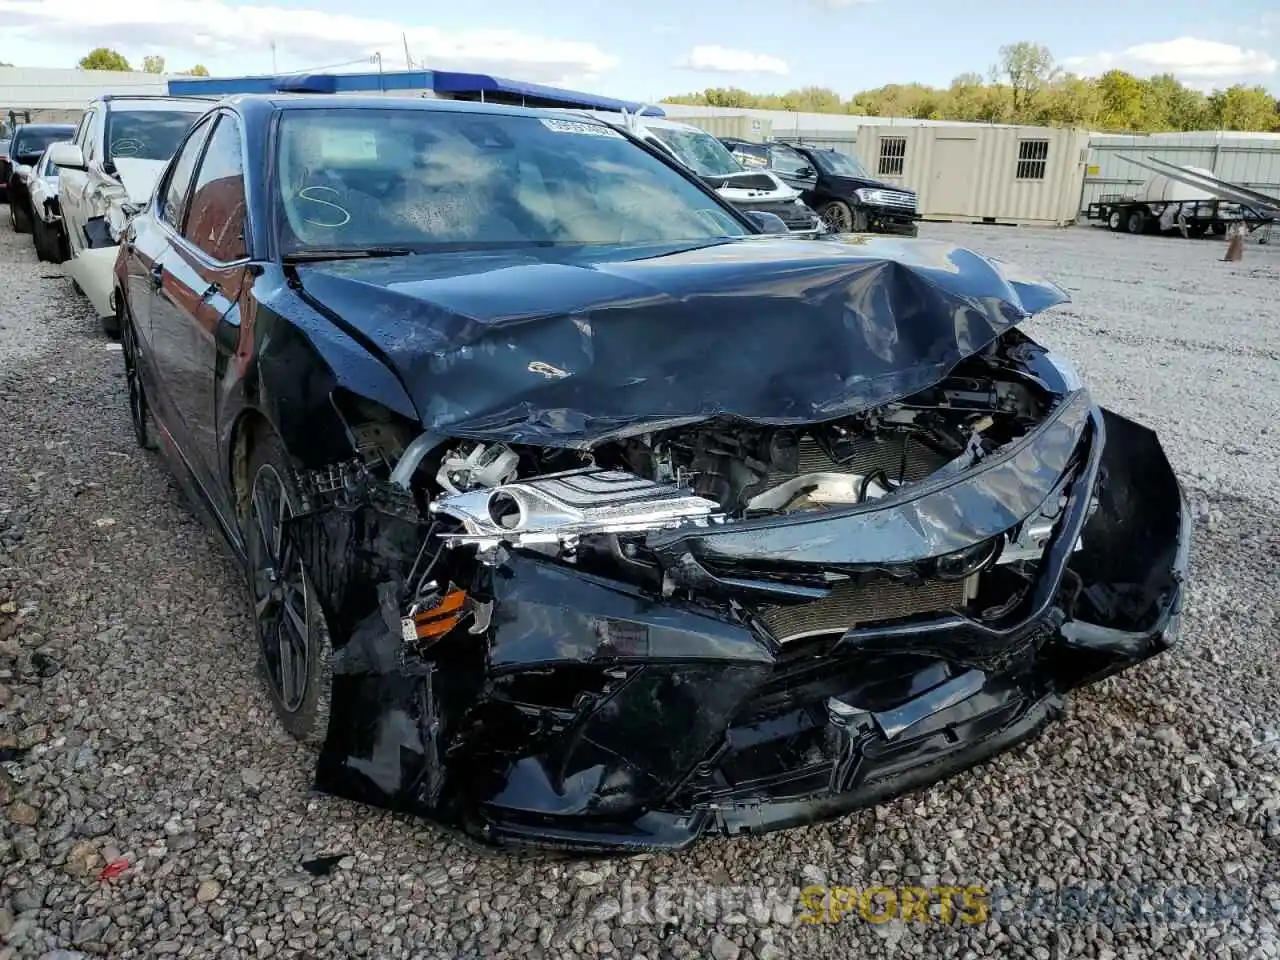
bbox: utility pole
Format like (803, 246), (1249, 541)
(270, 40), (277, 73)
(403, 33), (413, 70)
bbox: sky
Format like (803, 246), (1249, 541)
(0, 0), (1275, 100)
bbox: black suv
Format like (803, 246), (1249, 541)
(4, 123), (76, 233)
(722, 138), (919, 236)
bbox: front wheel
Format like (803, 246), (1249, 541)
(32, 216), (49, 261)
(819, 200), (855, 233)
(243, 432), (332, 744)
(1108, 210), (1123, 231)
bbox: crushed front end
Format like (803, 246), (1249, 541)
(284, 329), (1189, 853)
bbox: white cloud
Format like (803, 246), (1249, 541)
(0, 0), (619, 80)
(676, 45), (789, 76)
(808, 0), (875, 9)
(1064, 36), (1277, 83)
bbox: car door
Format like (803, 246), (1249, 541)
(151, 112), (250, 520)
(768, 144), (819, 196)
(143, 115), (217, 483)
(60, 110), (95, 257)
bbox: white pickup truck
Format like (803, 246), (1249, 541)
(48, 95), (212, 336)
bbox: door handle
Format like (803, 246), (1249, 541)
(150, 262), (164, 292)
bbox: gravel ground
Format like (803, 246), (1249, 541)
(1, 217), (1279, 960)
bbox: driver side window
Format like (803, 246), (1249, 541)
(159, 118), (214, 233)
(769, 145), (810, 177)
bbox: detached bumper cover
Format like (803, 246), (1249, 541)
(291, 405), (1189, 852)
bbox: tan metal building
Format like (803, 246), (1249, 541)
(849, 125), (1091, 227)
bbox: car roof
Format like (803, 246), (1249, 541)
(13, 124), (76, 134)
(220, 93), (618, 125)
(97, 96), (214, 113)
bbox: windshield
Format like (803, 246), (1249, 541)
(13, 129), (73, 160)
(105, 110), (203, 163)
(647, 126), (743, 177)
(275, 108), (748, 253)
(813, 150), (871, 179)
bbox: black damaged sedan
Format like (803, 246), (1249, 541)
(113, 94), (1189, 852)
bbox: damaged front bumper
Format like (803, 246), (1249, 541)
(288, 405), (1189, 853)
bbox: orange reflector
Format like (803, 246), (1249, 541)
(404, 586), (468, 642)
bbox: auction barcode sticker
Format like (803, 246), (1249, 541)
(540, 118), (624, 138)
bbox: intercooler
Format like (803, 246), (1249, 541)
(758, 576), (966, 643)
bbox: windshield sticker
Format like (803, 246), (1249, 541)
(539, 118), (624, 138)
(319, 129), (379, 162)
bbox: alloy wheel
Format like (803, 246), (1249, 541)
(821, 202), (853, 232)
(121, 318), (155, 450)
(248, 465), (311, 714)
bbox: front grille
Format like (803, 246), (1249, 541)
(758, 577), (966, 643)
(874, 191), (917, 212)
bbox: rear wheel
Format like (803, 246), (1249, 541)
(32, 215), (50, 261)
(120, 301), (157, 451)
(243, 432), (332, 744)
(9, 199), (29, 235)
(1126, 209), (1146, 234)
(820, 200), (855, 233)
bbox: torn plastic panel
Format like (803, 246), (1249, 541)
(281, 395), (1190, 852)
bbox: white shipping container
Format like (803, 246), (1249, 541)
(850, 125), (1090, 226)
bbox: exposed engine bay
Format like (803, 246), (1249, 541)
(414, 344), (1073, 642)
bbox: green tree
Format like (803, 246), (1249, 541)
(78, 47), (131, 71)
(1208, 85), (1278, 131)
(660, 51), (1280, 133)
(142, 55), (166, 74)
(184, 64), (210, 77)
(998, 42), (1057, 121)
(1097, 69), (1145, 130)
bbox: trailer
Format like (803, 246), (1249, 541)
(1085, 162), (1274, 239)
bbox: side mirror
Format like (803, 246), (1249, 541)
(47, 141), (85, 172)
(745, 210), (790, 235)
(795, 166), (815, 179)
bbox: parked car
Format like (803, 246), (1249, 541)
(48, 95), (210, 334)
(722, 138), (920, 235)
(5, 123), (75, 233)
(16, 147), (69, 261)
(115, 93), (1187, 853)
(595, 114), (822, 234)
(0, 139), (10, 202)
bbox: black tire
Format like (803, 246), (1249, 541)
(70, 277), (83, 295)
(120, 301), (157, 451)
(903, 223), (919, 238)
(1126, 210), (1146, 235)
(820, 200), (855, 233)
(851, 207), (870, 232)
(32, 215), (49, 261)
(1107, 210), (1123, 231)
(243, 431), (332, 745)
(1211, 222), (1227, 236)
(101, 303), (122, 339)
(9, 199), (29, 235)
(1187, 223), (1207, 239)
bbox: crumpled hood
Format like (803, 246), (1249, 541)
(113, 158), (168, 204)
(293, 235), (1067, 448)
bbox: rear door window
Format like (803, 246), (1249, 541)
(184, 115), (248, 261)
(159, 117), (215, 232)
